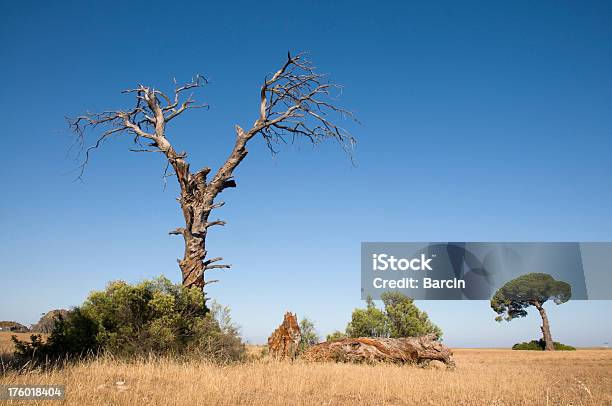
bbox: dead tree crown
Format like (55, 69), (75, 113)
(69, 52), (356, 299)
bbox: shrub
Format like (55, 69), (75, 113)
(346, 293), (442, 339)
(382, 292), (442, 339)
(13, 276), (244, 362)
(13, 308), (99, 360)
(512, 339), (576, 351)
(298, 317), (319, 352)
(198, 301), (245, 361)
(346, 297), (390, 338)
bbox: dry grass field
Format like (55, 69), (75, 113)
(0, 332), (38, 355)
(0, 336), (610, 405)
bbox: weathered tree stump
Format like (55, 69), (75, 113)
(267, 312), (301, 359)
(301, 333), (455, 368)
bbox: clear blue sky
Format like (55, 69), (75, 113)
(1, 1), (611, 347)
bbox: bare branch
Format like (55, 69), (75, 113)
(67, 77), (208, 178)
(205, 220), (226, 228)
(205, 264), (231, 270)
(169, 228), (186, 236)
(204, 257), (224, 266)
(205, 52), (357, 198)
(254, 52), (357, 154)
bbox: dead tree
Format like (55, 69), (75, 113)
(68, 52), (356, 301)
(302, 334), (455, 368)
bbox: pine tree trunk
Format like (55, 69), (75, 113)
(534, 301), (554, 351)
(179, 229), (207, 289)
(165, 154), (226, 294)
(176, 184), (214, 290)
(166, 129), (242, 296)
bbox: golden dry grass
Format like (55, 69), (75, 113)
(0, 332), (41, 356)
(1, 347), (610, 405)
(245, 344), (266, 360)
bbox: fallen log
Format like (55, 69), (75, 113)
(301, 333), (455, 368)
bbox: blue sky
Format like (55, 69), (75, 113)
(1, 1), (611, 347)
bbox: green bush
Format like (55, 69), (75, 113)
(346, 293), (442, 339)
(13, 277), (244, 362)
(512, 339), (576, 351)
(12, 308), (99, 360)
(381, 292), (442, 339)
(298, 317), (320, 352)
(346, 297), (390, 338)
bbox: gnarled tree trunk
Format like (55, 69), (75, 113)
(170, 161), (230, 290)
(533, 301), (554, 351)
(157, 114), (246, 291)
(302, 334), (455, 368)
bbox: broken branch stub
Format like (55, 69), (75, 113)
(267, 312), (301, 360)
